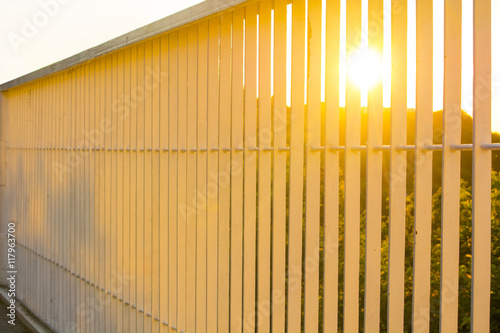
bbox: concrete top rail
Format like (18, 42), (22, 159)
(0, 0), (247, 92)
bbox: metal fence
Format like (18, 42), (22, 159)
(0, 0), (495, 332)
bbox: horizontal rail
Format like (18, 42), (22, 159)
(8, 143), (500, 152)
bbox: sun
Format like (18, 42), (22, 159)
(347, 48), (383, 91)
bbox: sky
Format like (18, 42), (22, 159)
(0, 0), (204, 82)
(0, 0), (499, 131)
(338, 0), (500, 132)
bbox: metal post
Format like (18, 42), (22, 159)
(0, 92), (9, 283)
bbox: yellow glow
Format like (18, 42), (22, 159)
(347, 48), (383, 91)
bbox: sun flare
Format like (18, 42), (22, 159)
(347, 48), (383, 91)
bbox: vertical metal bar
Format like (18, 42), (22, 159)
(219, 11), (232, 333)
(323, 0), (340, 330)
(30, 82), (35, 318)
(243, 5), (258, 332)
(84, 63), (91, 333)
(56, 74), (68, 328)
(21, 85), (25, 310)
(31, 81), (36, 321)
(34, 82), (39, 320)
(104, 55), (113, 333)
(258, 1), (272, 331)
(10, 92), (14, 300)
(40, 78), (48, 322)
(116, 50), (125, 333)
(21, 87), (26, 311)
(0, 89), (8, 293)
(35, 79), (40, 322)
(71, 70), (77, 327)
(39, 79), (47, 322)
(177, 29), (188, 333)
(71, 66), (78, 331)
(89, 61), (97, 333)
(112, 53), (120, 333)
(43, 79), (48, 325)
(14, 90), (17, 308)
(52, 76), (57, 327)
(57, 74), (63, 330)
(66, 71), (72, 330)
(344, 0), (361, 330)
(152, 36), (161, 333)
(102, 60), (111, 333)
(89, 64), (95, 333)
(144, 39), (154, 333)
(231, 8), (244, 333)
(46, 76), (51, 328)
(81, 67), (88, 333)
(48, 77), (54, 328)
(387, 0), (407, 330)
(35, 79), (42, 324)
(38, 79), (44, 323)
(440, 0), (461, 331)
(168, 32), (179, 333)
(72, 67), (79, 333)
(98, 58), (107, 333)
(364, 0), (384, 331)
(32, 82), (36, 315)
(14, 90), (19, 307)
(159, 33), (170, 333)
(43, 79), (47, 324)
(15, 89), (20, 306)
(412, 0), (433, 331)
(55, 74), (62, 332)
(29, 82), (33, 315)
(63, 71), (69, 329)
(26, 84), (30, 311)
(471, 0), (491, 330)
(288, 0), (305, 330)
(79, 64), (86, 333)
(38, 79), (43, 323)
(28, 83), (32, 311)
(16, 88), (19, 306)
(196, 21), (208, 333)
(41, 80), (46, 324)
(122, 46), (131, 333)
(186, 25), (198, 333)
(272, 1), (287, 331)
(77, 66), (83, 333)
(207, 16), (220, 333)
(20, 86), (25, 311)
(110, 54), (119, 333)
(304, 0), (321, 331)
(34, 81), (38, 315)
(24, 84), (28, 310)
(136, 43), (146, 333)
(48, 77), (53, 328)
(129, 48), (138, 332)
(26, 83), (31, 310)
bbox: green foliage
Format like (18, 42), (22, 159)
(352, 172), (500, 332)
(301, 107), (500, 331)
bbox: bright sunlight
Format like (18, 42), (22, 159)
(347, 48), (383, 92)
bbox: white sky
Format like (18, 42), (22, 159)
(0, 0), (499, 131)
(0, 0), (204, 82)
(340, 0), (500, 132)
